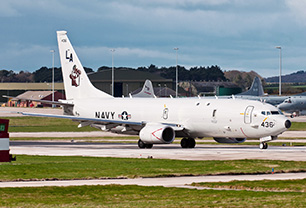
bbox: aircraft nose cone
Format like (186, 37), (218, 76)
(285, 120), (291, 129)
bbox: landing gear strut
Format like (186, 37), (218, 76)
(259, 142), (268, 149)
(180, 138), (196, 148)
(138, 140), (153, 149)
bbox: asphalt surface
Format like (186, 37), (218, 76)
(10, 141), (306, 161)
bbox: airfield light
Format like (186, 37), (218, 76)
(110, 49), (115, 96)
(174, 48), (179, 98)
(275, 46), (282, 96)
(50, 50), (55, 107)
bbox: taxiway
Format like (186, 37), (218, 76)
(10, 141), (306, 161)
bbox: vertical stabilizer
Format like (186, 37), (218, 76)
(238, 76), (264, 96)
(133, 80), (156, 98)
(57, 31), (112, 100)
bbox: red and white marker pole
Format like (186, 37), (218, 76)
(0, 119), (14, 162)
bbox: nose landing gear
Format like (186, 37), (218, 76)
(259, 142), (268, 149)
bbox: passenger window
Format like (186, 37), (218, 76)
(267, 111), (271, 115)
(212, 109), (217, 118)
(261, 111), (266, 115)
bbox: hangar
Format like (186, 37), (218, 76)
(88, 68), (173, 97)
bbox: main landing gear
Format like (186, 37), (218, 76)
(259, 142), (268, 149)
(138, 140), (153, 149)
(180, 137), (196, 148)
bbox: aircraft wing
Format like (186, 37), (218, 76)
(17, 111), (142, 126)
(14, 111), (185, 131)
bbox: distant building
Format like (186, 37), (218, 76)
(0, 69), (242, 103)
(132, 86), (177, 97)
(0, 83), (64, 103)
(7, 91), (65, 107)
(88, 69), (173, 97)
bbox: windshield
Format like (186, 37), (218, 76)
(261, 110), (283, 115)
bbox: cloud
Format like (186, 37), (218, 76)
(0, 1), (20, 17)
(0, 43), (55, 71)
(286, 0), (306, 26)
(0, 0), (305, 77)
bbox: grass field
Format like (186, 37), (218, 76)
(1, 155), (306, 181)
(192, 179), (306, 192)
(4, 116), (98, 132)
(289, 122), (306, 131)
(0, 184), (305, 207)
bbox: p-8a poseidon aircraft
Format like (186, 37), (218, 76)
(16, 31), (291, 149)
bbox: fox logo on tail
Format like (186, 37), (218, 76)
(70, 65), (81, 87)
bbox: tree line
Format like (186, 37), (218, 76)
(0, 65), (226, 83)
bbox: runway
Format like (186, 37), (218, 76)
(10, 141), (306, 161)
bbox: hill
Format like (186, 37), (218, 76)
(224, 70), (264, 91)
(265, 70), (306, 83)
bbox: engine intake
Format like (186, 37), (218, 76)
(139, 124), (175, 144)
(213, 137), (246, 144)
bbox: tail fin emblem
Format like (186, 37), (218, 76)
(66, 50), (73, 62)
(70, 65), (81, 87)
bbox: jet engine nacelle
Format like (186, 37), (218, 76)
(139, 124), (175, 144)
(213, 137), (246, 144)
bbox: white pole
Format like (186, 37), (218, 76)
(50, 50), (55, 107)
(174, 48), (179, 98)
(110, 49), (115, 96)
(276, 46), (282, 95)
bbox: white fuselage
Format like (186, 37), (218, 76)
(73, 97), (288, 139)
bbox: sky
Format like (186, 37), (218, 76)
(1, 0), (306, 77)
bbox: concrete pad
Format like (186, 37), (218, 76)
(1, 172), (306, 188)
(10, 141), (306, 161)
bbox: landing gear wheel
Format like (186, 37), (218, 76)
(146, 144), (153, 149)
(263, 143), (268, 149)
(181, 138), (189, 148)
(260, 142), (268, 149)
(138, 140), (146, 149)
(188, 138), (196, 148)
(181, 138), (196, 148)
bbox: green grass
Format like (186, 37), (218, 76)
(193, 179), (306, 192)
(1, 155), (306, 181)
(3, 116), (98, 132)
(289, 122), (306, 131)
(0, 184), (305, 207)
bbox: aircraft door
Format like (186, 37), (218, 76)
(244, 106), (254, 124)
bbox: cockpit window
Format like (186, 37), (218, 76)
(284, 99), (292, 103)
(261, 110), (283, 116)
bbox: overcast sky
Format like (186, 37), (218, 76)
(1, 0), (306, 77)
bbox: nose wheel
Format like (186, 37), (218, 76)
(259, 142), (268, 149)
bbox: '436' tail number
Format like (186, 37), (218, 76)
(261, 121), (275, 128)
